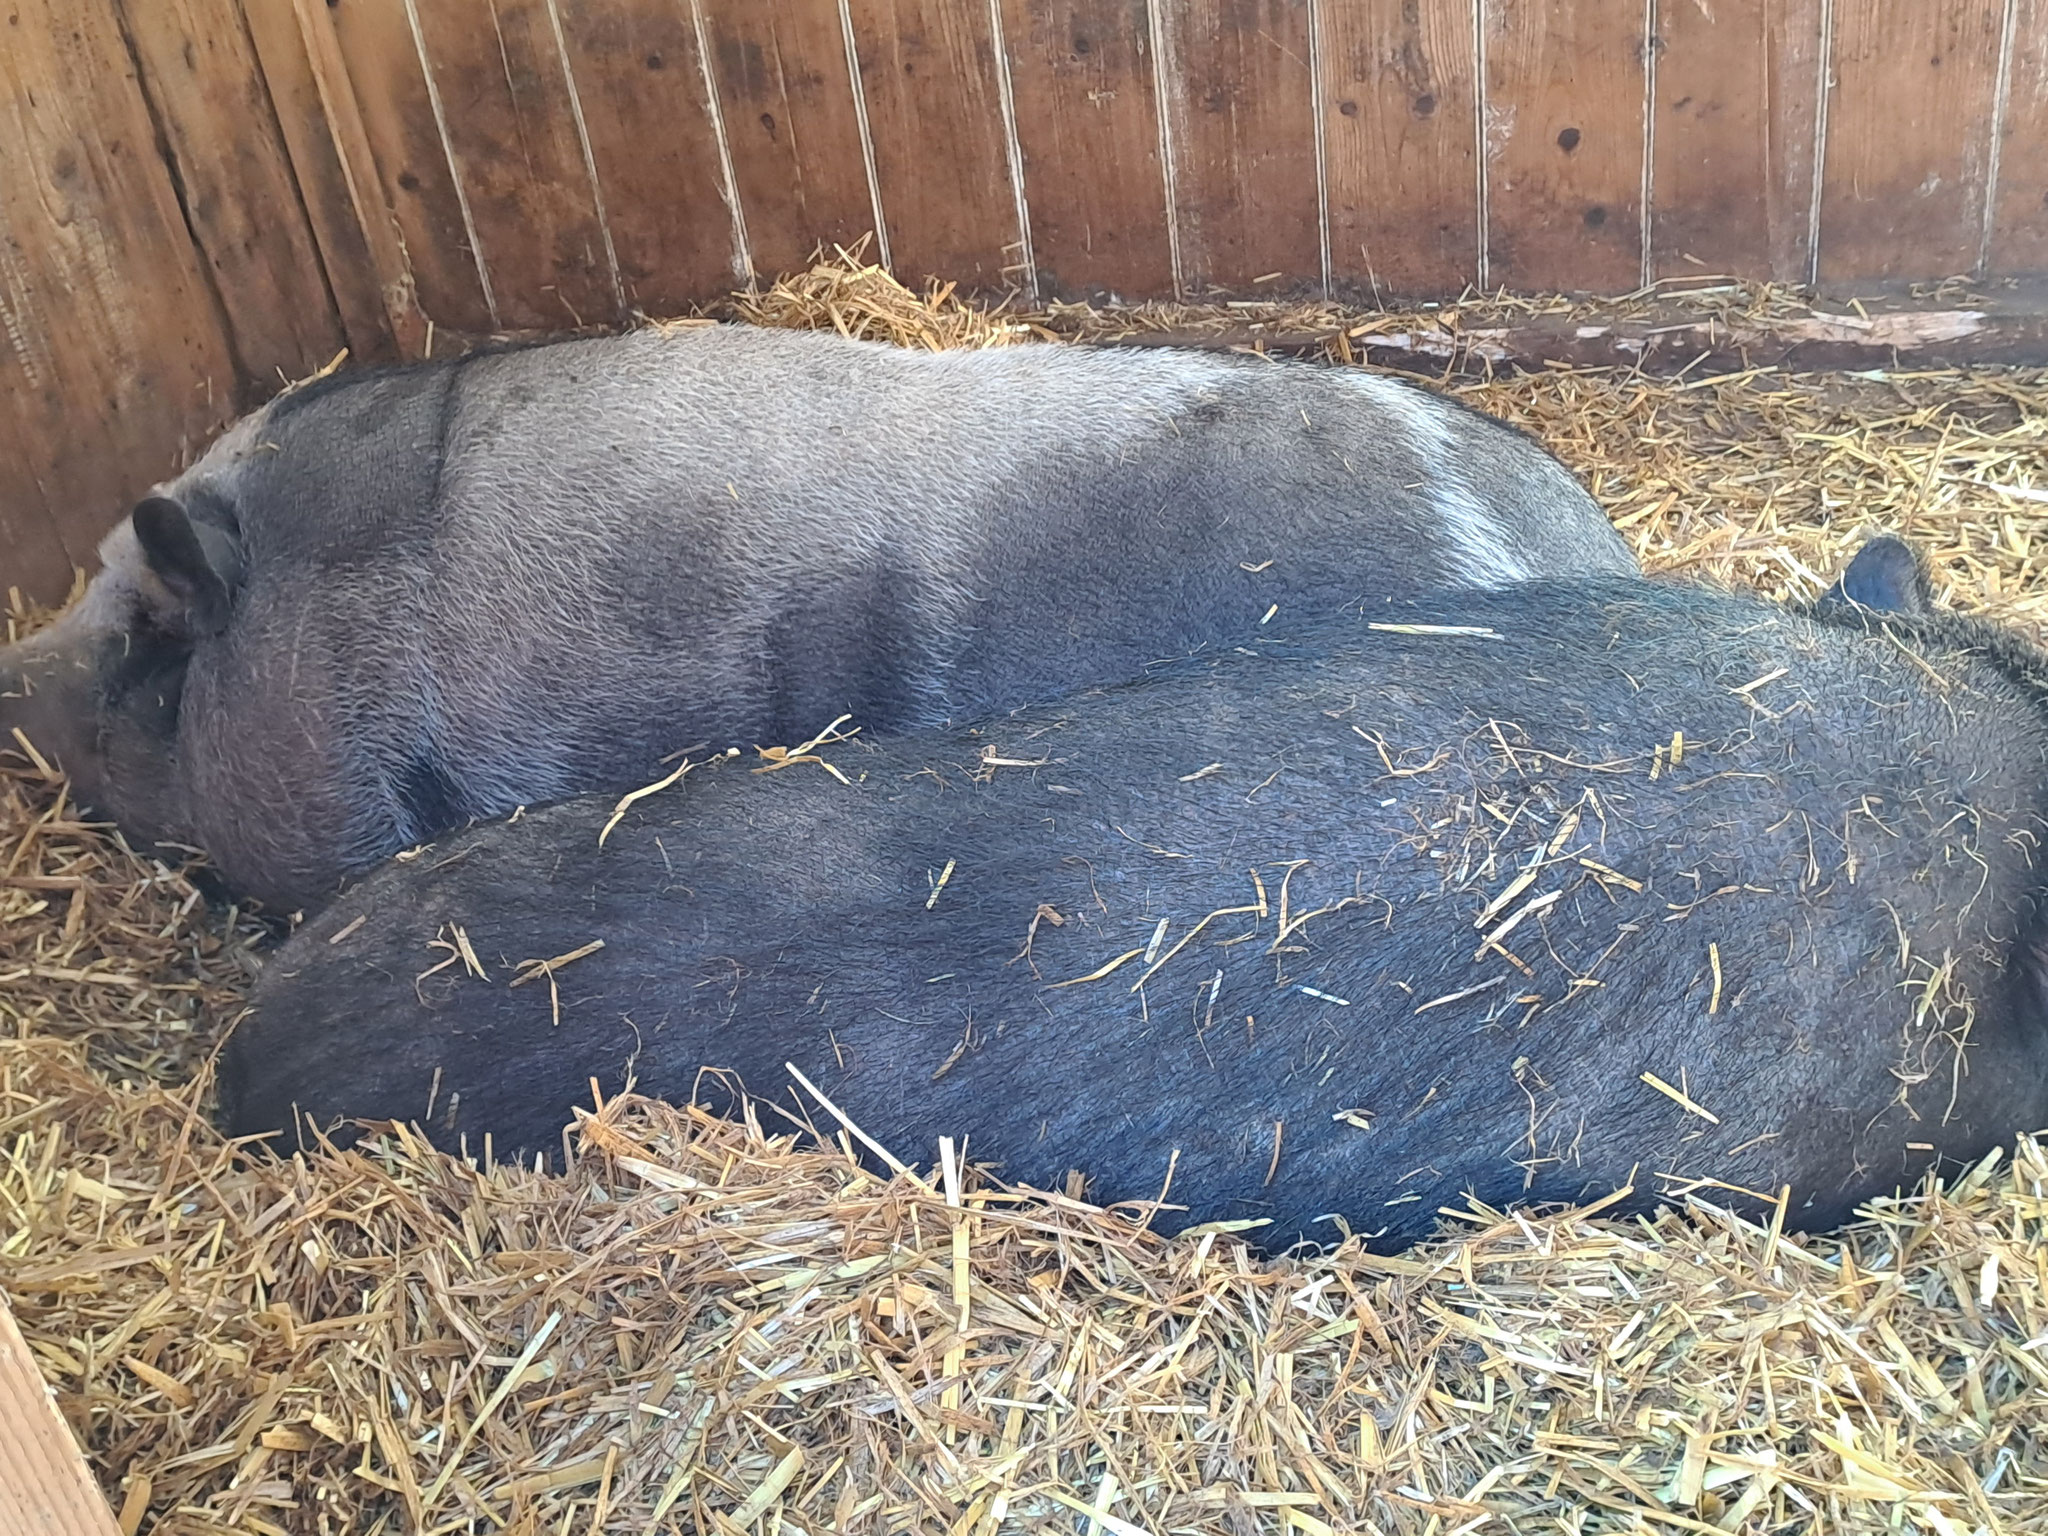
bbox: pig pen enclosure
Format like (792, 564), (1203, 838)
(8, 262), (2048, 1534)
(8, 2), (2048, 1533)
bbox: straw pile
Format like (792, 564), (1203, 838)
(5, 258), (2048, 1534)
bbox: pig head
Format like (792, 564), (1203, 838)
(1, 495), (243, 867)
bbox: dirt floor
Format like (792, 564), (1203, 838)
(4, 259), (2046, 1534)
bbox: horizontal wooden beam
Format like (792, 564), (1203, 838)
(1086, 297), (2048, 375)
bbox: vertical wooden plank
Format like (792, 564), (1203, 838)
(1157, 0), (1322, 295)
(327, 0), (495, 334)
(242, 0), (414, 364)
(843, 0), (1023, 288)
(1652, 0), (1823, 282)
(997, 0), (1172, 301)
(1988, 0), (2048, 277)
(698, 0), (880, 282)
(1817, 1), (2005, 286)
(552, 0), (741, 313)
(0, 1299), (122, 1536)
(1319, 0), (1478, 299)
(117, 0), (346, 388)
(402, 0), (621, 330)
(1483, 0), (1645, 294)
(0, 408), (77, 606)
(0, 0), (238, 601)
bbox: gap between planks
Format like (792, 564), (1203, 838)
(688, 0), (754, 287)
(836, 0), (892, 273)
(1145, 0), (1186, 298)
(986, 0), (1036, 297)
(1977, 0), (2022, 279)
(539, 0), (626, 313)
(1805, 0), (1835, 289)
(400, 0), (498, 327)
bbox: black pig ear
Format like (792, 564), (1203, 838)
(1819, 536), (1933, 616)
(131, 495), (242, 636)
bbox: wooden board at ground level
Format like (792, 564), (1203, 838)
(119, 0), (346, 389)
(1651, 0), (1824, 283)
(1320, 0), (1479, 300)
(0, 0), (238, 598)
(554, 0), (742, 314)
(1482, 0), (1646, 293)
(1818, 0), (2006, 285)
(999, 0), (1174, 301)
(1156, 0), (1322, 296)
(843, 0), (1023, 288)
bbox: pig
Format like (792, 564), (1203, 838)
(220, 537), (2048, 1253)
(0, 322), (1634, 913)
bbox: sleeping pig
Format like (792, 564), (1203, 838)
(0, 323), (1631, 912)
(220, 537), (2048, 1253)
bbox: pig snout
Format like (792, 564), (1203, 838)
(0, 616), (191, 857)
(0, 634), (94, 786)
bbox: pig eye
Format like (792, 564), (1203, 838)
(99, 628), (191, 732)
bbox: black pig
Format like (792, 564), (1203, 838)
(222, 540), (2048, 1252)
(0, 323), (1633, 912)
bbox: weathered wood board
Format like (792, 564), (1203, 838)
(1320, 0), (1479, 300)
(1651, 0), (1824, 283)
(0, 1295), (123, 1536)
(3, 0), (2048, 608)
(1818, 1), (2008, 285)
(1482, 0), (1646, 294)
(1156, 0), (1322, 295)
(0, 0), (238, 599)
(999, 0), (1174, 300)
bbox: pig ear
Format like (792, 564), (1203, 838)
(131, 495), (240, 636)
(1819, 536), (1933, 616)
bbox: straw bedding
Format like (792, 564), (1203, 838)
(5, 258), (2048, 1533)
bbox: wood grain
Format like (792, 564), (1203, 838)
(402, 0), (621, 329)
(997, 0), (1172, 300)
(1169, 296), (2048, 373)
(117, 0), (345, 387)
(0, 0), (238, 601)
(241, 0), (416, 363)
(0, 1204), (124, 1535)
(1099, 295), (2048, 373)
(328, 0), (497, 333)
(1652, 0), (1824, 282)
(1817, 0), (2006, 285)
(554, 0), (741, 312)
(1482, 0), (1645, 294)
(1319, 0), (1478, 299)
(1156, 0), (1322, 296)
(843, 0), (1022, 288)
(0, 402), (75, 608)
(699, 0), (880, 282)
(1987, 0), (2048, 278)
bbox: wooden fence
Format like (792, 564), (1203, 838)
(3, 0), (2046, 602)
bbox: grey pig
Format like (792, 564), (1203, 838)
(220, 538), (2048, 1253)
(1, 323), (1632, 911)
